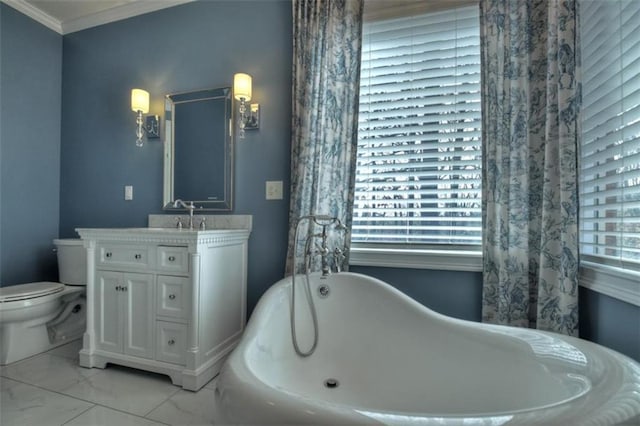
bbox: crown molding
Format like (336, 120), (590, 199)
(62, 0), (195, 34)
(2, 0), (62, 34)
(1, 0), (195, 35)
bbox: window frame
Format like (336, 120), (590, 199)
(577, 0), (640, 307)
(349, 243), (482, 271)
(351, 1), (483, 270)
(579, 263), (640, 306)
(351, 0), (640, 310)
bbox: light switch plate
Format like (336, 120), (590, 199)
(125, 185), (133, 200)
(265, 181), (283, 200)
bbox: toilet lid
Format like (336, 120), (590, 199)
(0, 282), (65, 302)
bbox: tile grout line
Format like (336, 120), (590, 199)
(142, 389), (179, 419)
(4, 372), (172, 426)
(0, 375), (96, 426)
(54, 368), (182, 423)
(141, 377), (193, 420)
(0, 373), (92, 397)
(2, 345), (215, 426)
(143, 387), (218, 426)
(60, 403), (96, 426)
(66, 402), (173, 426)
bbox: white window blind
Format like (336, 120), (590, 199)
(352, 5), (482, 247)
(579, 0), (640, 272)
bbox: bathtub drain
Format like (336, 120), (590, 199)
(324, 378), (339, 389)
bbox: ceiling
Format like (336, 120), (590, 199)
(3, 0), (194, 34)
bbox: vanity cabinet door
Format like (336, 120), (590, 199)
(96, 271), (123, 353)
(123, 273), (155, 359)
(94, 271), (154, 359)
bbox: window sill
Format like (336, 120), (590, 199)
(579, 262), (640, 307)
(349, 246), (482, 272)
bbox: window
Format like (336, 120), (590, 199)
(579, 0), (640, 304)
(579, 0), (640, 269)
(350, 3), (482, 270)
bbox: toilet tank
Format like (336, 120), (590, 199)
(53, 239), (87, 285)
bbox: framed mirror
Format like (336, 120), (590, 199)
(163, 87), (233, 211)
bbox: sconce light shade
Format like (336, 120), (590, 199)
(233, 73), (252, 101)
(131, 88), (159, 147)
(131, 88), (149, 113)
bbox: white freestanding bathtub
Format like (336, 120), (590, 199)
(213, 272), (640, 425)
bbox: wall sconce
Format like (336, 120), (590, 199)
(233, 73), (260, 139)
(131, 88), (160, 147)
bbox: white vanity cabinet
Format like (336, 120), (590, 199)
(76, 227), (250, 391)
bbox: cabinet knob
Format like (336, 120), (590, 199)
(168, 294), (176, 300)
(168, 256), (176, 262)
(105, 252), (112, 258)
(168, 339), (175, 346)
(115, 285), (121, 291)
(134, 254), (142, 260)
(122, 286), (127, 292)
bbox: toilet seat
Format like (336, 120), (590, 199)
(0, 282), (65, 303)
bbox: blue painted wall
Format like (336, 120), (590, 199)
(351, 267), (483, 322)
(580, 288), (640, 361)
(59, 0), (293, 313)
(354, 266), (639, 362)
(0, 3), (62, 286)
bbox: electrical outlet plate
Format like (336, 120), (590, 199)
(265, 181), (283, 200)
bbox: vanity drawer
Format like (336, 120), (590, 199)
(156, 321), (187, 365)
(157, 246), (189, 275)
(157, 275), (189, 319)
(97, 245), (152, 269)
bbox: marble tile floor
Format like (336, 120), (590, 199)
(0, 340), (221, 426)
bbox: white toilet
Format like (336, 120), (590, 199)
(0, 239), (87, 365)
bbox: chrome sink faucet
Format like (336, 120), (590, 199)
(173, 199), (196, 230)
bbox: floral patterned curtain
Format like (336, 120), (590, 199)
(480, 0), (581, 335)
(285, 0), (364, 275)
